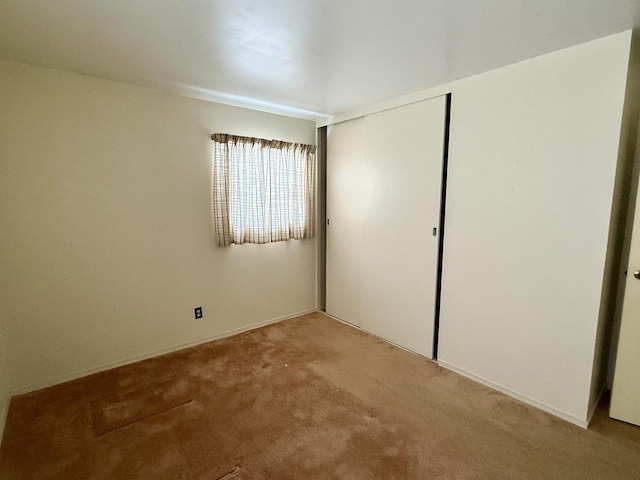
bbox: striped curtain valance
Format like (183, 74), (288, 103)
(211, 133), (316, 247)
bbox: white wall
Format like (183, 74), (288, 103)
(0, 60), (317, 393)
(327, 31), (633, 426)
(602, 31), (640, 395)
(610, 140), (640, 426)
(438, 32), (631, 425)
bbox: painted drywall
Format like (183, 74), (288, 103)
(326, 31), (633, 425)
(0, 60), (317, 393)
(603, 31), (640, 394)
(610, 136), (640, 426)
(437, 31), (631, 424)
(0, 325), (10, 441)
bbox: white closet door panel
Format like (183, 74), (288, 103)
(326, 118), (364, 327)
(360, 97), (446, 358)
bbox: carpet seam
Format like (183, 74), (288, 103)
(93, 398), (193, 438)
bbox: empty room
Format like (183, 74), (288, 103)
(3, 1), (640, 479)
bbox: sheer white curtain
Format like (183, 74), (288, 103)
(212, 134), (316, 247)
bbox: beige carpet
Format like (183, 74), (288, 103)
(90, 376), (192, 437)
(1, 312), (640, 479)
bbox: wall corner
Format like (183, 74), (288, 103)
(590, 29), (640, 415)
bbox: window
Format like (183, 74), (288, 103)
(211, 134), (316, 247)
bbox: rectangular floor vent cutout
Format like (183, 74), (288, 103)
(90, 376), (192, 436)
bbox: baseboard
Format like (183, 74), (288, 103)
(10, 308), (318, 396)
(320, 311), (361, 330)
(438, 359), (589, 429)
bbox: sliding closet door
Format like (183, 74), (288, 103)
(359, 97), (446, 358)
(325, 96), (447, 357)
(325, 118), (364, 327)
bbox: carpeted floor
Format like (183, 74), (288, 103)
(1, 312), (640, 479)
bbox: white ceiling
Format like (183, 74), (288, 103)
(1, 0), (639, 120)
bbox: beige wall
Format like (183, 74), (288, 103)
(0, 326), (10, 439)
(0, 60), (317, 393)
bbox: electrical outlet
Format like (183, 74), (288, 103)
(194, 306), (202, 319)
